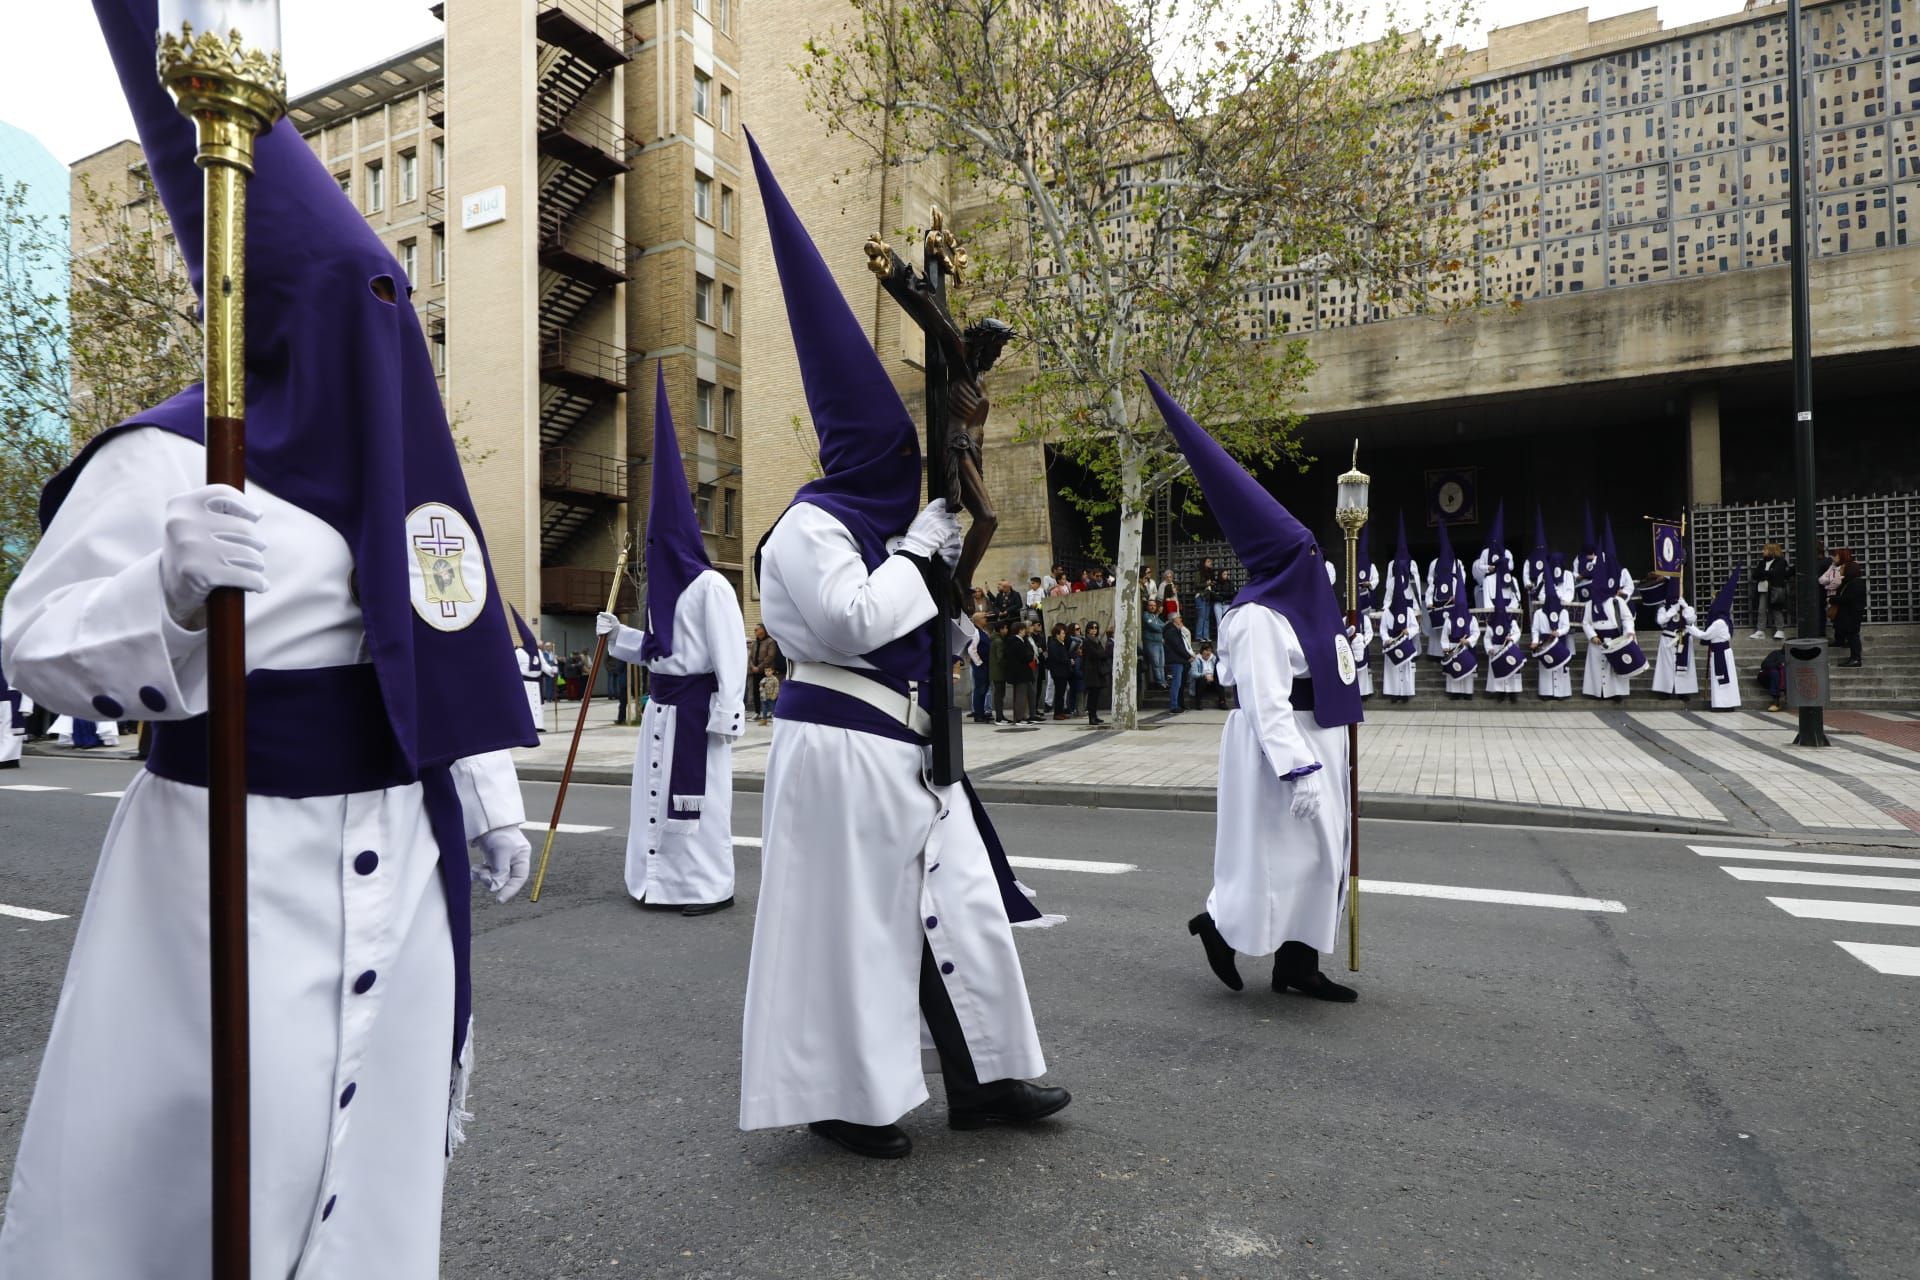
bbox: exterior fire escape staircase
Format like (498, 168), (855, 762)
(533, 0), (639, 591)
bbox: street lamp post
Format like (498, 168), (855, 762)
(1335, 443), (1369, 972)
(1785, 0), (1829, 747)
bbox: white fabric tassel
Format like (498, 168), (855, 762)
(446, 1016), (475, 1159)
(1013, 913), (1068, 929)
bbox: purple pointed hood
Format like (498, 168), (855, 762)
(747, 129), (920, 562)
(1432, 517), (1460, 605)
(1582, 502), (1597, 557)
(510, 605), (539, 659)
(48, 0), (533, 777)
(1142, 374), (1358, 728)
(1486, 500), (1507, 563)
(1708, 565), (1741, 627)
(641, 363), (713, 661)
(1527, 505), (1550, 592)
(1602, 515), (1623, 596)
(1542, 565), (1567, 621)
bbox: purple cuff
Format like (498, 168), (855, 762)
(1281, 762), (1323, 782)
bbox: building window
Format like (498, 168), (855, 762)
(721, 487), (735, 536)
(694, 273), (713, 325)
(722, 386), (737, 437)
(719, 185), (734, 234)
(365, 160), (384, 213)
(431, 138), (445, 191)
(694, 173), (712, 223)
(716, 0), (730, 33)
(399, 149), (418, 202)
(718, 86), (733, 134)
(432, 229), (446, 282)
(693, 71), (711, 121)
(696, 379), (716, 431)
(720, 283), (735, 333)
(399, 238), (418, 283)
(696, 484), (715, 531)
(432, 336), (446, 374)
(336, 171), (352, 199)
(691, 0), (708, 15)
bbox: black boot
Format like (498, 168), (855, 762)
(807, 1119), (912, 1159)
(1187, 912), (1243, 991)
(1273, 941), (1357, 1002)
(681, 896), (735, 917)
(921, 943), (1070, 1130)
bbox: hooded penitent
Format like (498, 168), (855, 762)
(1488, 597), (1523, 678)
(640, 362), (713, 661)
(1704, 565), (1741, 686)
(55, 0), (533, 777)
(1385, 514), (1420, 665)
(1142, 374), (1360, 728)
(1577, 503), (1598, 602)
(1355, 521), (1375, 612)
(1527, 506), (1550, 597)
(1440, 595), (1479, 679)
(1537, 574), (1573, 669)
(1602, 515), (1624, 598)
(1432, 516), (1461, 608)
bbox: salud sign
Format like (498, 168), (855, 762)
(462, 185), (507, 230)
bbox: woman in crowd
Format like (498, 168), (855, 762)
(1066, 622), (1085, 714)
(1164, 604), (1195, 713)
(1751, 543), (1793, 640)
(1141, 598), (1168, 691)
(1081, 621), (1113, 726)
(1008, 622), (1039, 724)
(1833, 551), (1867, 668)
(989, 619), (1012, 723)
(1046, 623), (1075, 720)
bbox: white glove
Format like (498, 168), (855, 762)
(159, 484), (268, 628)
(1289, 768), (1323, 823)
(595, 611), (619, 637)
(473, 826), (532, 904)
(901, 499), (962, 566)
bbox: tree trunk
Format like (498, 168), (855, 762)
(1110, 453), (1145, 730)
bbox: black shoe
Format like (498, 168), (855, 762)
(0, 760), (18, 770)
(807, 1119), (912, 1159)
(681, 896), (735, 917)
(947, 1079), (1072, 1130)
(636, 898), (681, 912)
(1839, 659), (1862, 668)
(1187, 912), (1243, 991)
(1273, 947), (1358, 1002)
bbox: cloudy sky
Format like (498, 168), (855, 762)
(4, 0), (1750, 167)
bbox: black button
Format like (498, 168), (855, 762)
(138, 686), (168, 712)
(340, 1083), (356, 1108)
(353, 970), (376, 995)
(926, 916), (938, 929)
(91, 695), (123, 718)
(322, 1195), (337, 1220)
(354, 851), (379, 876)
(940, 962), (955, 975)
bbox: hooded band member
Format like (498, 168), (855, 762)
(1530, 571), (1575, 700)
(1647, 572), (1699, 701)
(1149, 376), (1363, 1004)
(1689, 568), (1742, 711)
(738, 134), (1068, 1161)
(1380, 515), (1422, 703)
(0, 4), (535, 1273)
(596, 365), (748, 914)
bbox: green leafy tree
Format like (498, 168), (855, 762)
(801, 0), (1490, 726)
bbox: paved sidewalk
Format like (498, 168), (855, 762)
(513, 699), (1920, 841)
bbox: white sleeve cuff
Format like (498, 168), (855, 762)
(451, 749), (527, 843)
(707, 694), (745, 739)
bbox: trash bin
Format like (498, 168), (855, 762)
(1784, 637), (1829, 710)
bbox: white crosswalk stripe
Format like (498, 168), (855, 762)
(88, 791), (125, 799)
(1367, 881), (1625, 913)
(1693, 844), (1920, 977)
(0, 903), (68, 923)
(521, 821), (610, 835)
(0, 785), (65, 793)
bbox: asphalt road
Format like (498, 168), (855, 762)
(3, 754), (1918, 1279)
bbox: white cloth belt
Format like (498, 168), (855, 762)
(788, 661), (933, 739)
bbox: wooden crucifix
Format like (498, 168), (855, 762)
(866, 209), (1015, 785)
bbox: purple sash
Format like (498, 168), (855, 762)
(143, 663), (474, 1082)
(6, 690), (21, 733)
(649, 670), (719, 824)
(776, 663), (1040, 926)
(1663, 625), (1691, 666)
(1711, 640), (1732, 685)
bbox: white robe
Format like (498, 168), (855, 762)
(515, 646), (553, 727)
(1380, 566), (1422, 698)
(1423, 559), (1463, 656)
(1442, 614), (1479, 696)
(0, 427), (525, 1279)
(1483, 625), (1523, 694)
(50, 714), (120, 746)
(1689, 619), (1741, 709)
(1652, 603), (1699, 696)
(0, 689), (28, 764)
(1348, 610), (1374, 698)
(740, 503), (1045, 1130)
(1582, 595), (1638, 700)
(1209, 604), (1350, 956)
(605, 570), (747, 905)
(1530, 608), (1573, 699)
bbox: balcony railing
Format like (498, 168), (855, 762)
(538, 101), (634, 174)
(542, 565), (636, 615)
(422, 298), (446, 341)
(539, 215), (630, 283)
(426, 86), (445, 128)
(539, 326), (632, 393)
(425, 184), (445, 227)
(534, 0), (636, 69)
(540, 446), (630, 502)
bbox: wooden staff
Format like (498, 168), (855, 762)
(529, 544), (629, 902)
(157, 8), (286, 1272)
(1336, 445), (1370, 973)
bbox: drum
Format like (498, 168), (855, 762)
(1440, 646), (1479, 680)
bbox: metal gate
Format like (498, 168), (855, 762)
(1689, 493), (1919, 628)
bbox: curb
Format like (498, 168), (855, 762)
(517, 765), (1750, 837)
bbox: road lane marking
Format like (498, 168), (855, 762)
(88, 791), (125, 799)
(0, 904), (68, 922)
(1692, 845), (1920, 871)
(1006, 855), (1136, 875)
(0, 785), (65, 793)
(1834, 941), (1920, 976)
(735, 837), (763, 847)
(520, 821), (610, 835)
(1766, 897), (1920, 927)
(1366, 881), (1626, 913)
(1722, 866), (1920, 893)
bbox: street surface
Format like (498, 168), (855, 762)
(3, 754), (1918, 1278)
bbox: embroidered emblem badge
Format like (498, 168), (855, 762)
(406, 502), (487, 631)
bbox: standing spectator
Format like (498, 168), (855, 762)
(1164, 604), (1194, 713)
(1006, 622), (1038, 724)
(539, 640), (559, 705)
(1210, 568), (1234, 639)
(749, 623), (782, 723)
(1818, 548), (1844, 607)
(1081, 621), (1113, 726)
(606, 652), (630, 725)
(1192, 565), (1214, 645)
(1066, 622), (1085, 715)
(565, 650), (589, 700)
(1086, 567), (1106, 590)
(1191, 641), (1223, 709)
(967, 612), (993, 722)
(1751, 543), (1793, 640)
(990, 578), (1021, 630)
(1142, 598), (1168, 691)
(1833, 552), (1867, 667)
(990, 619), (1012, 722)
(1046, 623), (1074, 720)
(1025, 575), (1047, 619)
(1050, 575), (1073, 598)
(1158, 568), (1181, 615)
(1048, 564), (1067, 594)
